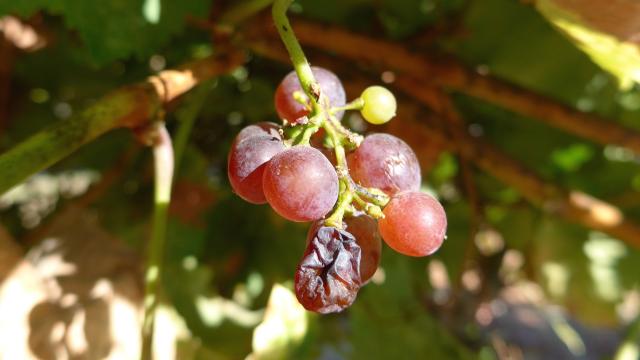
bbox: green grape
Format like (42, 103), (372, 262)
(360, 86), (397, 125)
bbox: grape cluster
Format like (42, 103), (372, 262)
(227, 66), (447, 313)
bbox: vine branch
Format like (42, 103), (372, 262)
(0, 51), (243, 196)
(397, 76), (640, 248)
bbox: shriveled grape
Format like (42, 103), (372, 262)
(275, 67), (346, 124)
(296, 226), (361, 313)
(347, 133), (421, 195)
(227, 135), (285, 204)
(263, 146), (339, 222)
(378, 191), (447, 257)
(307, 215), (381, 283)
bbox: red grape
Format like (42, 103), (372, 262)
(345, 215), (381, 282)
(378, 191), (447, 257)
(274, 67), (346, 124)
(227, 135), (285, 204)
(296, 225), (361, 313)
(234, 122), (281, 145)
(347, 133), (421, 195)
(263, 146), (339, 222)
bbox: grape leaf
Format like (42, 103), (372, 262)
(536, 0), (640, 90)
(0, 0), (210, 64)
(348, 251), (474, 359)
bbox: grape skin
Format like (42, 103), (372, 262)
(233, 122), (281, 145)
(345, 215), (381, 282)
(227, 135), (285, 204)
(296, 226), (361, 313)
(361, 86), (397, 125)
(263, 146), (339, 222)
(378, 191), (447, 257)
(275, 67), (346, 124)
(347, 133), (421, 195)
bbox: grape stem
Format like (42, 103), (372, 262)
(272, 0), (388, 225)
(331, 97), (364, 114)
(272, 0), (319, 108)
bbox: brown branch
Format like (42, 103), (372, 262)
(0, 50), (244, 195)
(245, 17), (640, 154)
(405, 85), (640, 248)
(246, 37), (640, 249)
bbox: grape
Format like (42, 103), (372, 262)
(345, 215), (381, 282)
(296, 225), (361, 313)
(233, 122), (281, 145)
(263, 146), (339, 222)
(227, 135), (285, 204)
(307, 215), (381, 283)
(275, 67), (346, 124)
(378, 191), (447, 257)
(360, 86), (396, 125)
(347, 133), (421, 195)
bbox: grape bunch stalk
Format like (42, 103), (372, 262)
(227, 0), (447, 313)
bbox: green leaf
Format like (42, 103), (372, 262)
(348, 251), (475, 359)
(537, 0), (640, 90)
(0, 0), (210, 64)
(551, 143), (594, 173)
(0, 0), (49, 16)
(378, 0), (464, 39)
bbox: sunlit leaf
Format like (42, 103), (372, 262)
(248, 284), (308, 360)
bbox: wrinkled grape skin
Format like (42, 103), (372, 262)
(263, 146), (339, 222)
(307, 215), (381, 283)
(347, 133), (421, 195)
(227, 135), (285, 204)
(296, 226), (361, 313)
(378, 192), (447, 257)
(275, 67), (346, 124)
(345, 215), (381, 282)
(234, 122), (281, 145)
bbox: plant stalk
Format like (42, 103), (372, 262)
(272, 0), (318, 106)
(141, 123), (174, 360)
(0, 88), (158, 195)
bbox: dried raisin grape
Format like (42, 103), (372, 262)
(295, 226), (362, 313)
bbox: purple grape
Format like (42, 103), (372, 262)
(262, 146), (338, 222)
(274, 67), (346, 124)
(347, 133), (421, 195)
(227, 135), (285, 204)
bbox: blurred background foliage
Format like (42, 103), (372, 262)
(0, 0), (639, 359)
